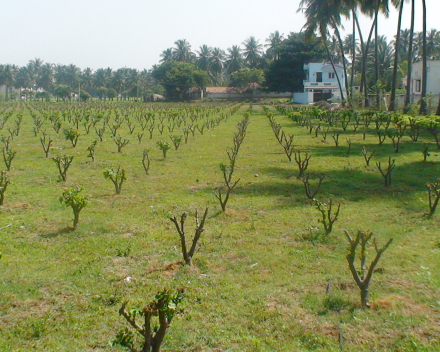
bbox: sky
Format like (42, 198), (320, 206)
(0, 0), (438, 71)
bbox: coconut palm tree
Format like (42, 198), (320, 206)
(172, 39), (195, 63)
(112, 68), (128, 99)
(265, 31), (284, 60)
(404, 0), (415, 112)
(298, 0), (350, 104)
(93, 68), (110, 88)
(196, 45), (212, 72)
(225, 45), (243, 75)
(0, 64), (18, 101)
(37, 63), (54, 92)
(209, 48), (225, 85)
(242, 37), (263, 68)
(419, 0), (427, 115)
(160, 48), (174, 63)
(127, 68), (141, 100)
(389, 0), (406, 111)
(80, 67), (94, 93)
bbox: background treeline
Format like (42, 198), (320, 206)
(0, 24), (439, 105)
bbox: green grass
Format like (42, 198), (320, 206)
(0, 101), (440, 351)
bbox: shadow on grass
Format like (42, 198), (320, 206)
(40, 226), (76, 238)
(202, 160), (440, 207)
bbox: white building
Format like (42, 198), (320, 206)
(293, 62), (346, 104)
(411, 60), (440, 101)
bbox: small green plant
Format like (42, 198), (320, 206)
(302, 174), (325, 200)
(156, 140), (171, 159)
(142, 149), (150, 175)
(294, 149), (311, 179)
(63, 127), (80, 147)
(213, 117), (249, 211)
(169, 135), (182, 151)
(40, 132), (53, 158)
(113, 288), (185, 352)
(113, 135), (130, 153)
(59, 186), (89, 229)
(314, 198), (340, 237)
(422, 143), (430, 162)
(170, 207), (208, 265)
(344, 230), (393, 308)
(0, 170), (10, 205)
(86, 140), (97, 162)
(376, 157), (395, 187)
(104, 166), (126, 194)
(426, 179), (440, 218)
(2, 148), (16, 171)
(52, 155), (74, 182)
(361, 146), (375, 166)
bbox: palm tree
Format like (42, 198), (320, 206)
(265, 31), (284, 60)
(196, 45), (212, 72)
(225, 45), (243, 75)
(172, 39), (194, 63)
(242, 37), (263, 68)
(404, 0), (415, 112)
(389, 0), (406, 111)
(93, 68), (110, 88)
(209, 48), (225, 85)
(112, 68), (128, 99)
(0, 64), (18, 101)
(298, 0), (349, 104)
(28, 58), (44, 89)
(160, 48), (174, 63)
(37, 63), (54, 92)
(80, 67), (94, 92)
(127, 69), (141, 100)
(15, 66), (35, 94)
(419, 0), (427, 115)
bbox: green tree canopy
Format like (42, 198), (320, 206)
(152, 61), (208, 101)
(230, 68), (264, 93)
(264, 32), (326, 93)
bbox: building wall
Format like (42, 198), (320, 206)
(305, 63), (345, 90)
(412, 60), (440, 96)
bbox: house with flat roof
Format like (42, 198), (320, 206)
(293, 62), (346, 104)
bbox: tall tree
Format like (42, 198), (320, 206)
(404, 0), (415, 112)
(419, 0), (428, 114)
(265, 31), (284, 60)
(172, 39), (195, 63)
(242, 37), (263, 68)
(0, 64), (18, 100)
(389, 0), (405, 111)
(225, 45), (243, 75)
(196, 45), (212, 72)
(209, 48), (225, 85)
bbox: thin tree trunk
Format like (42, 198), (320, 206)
(324, 38), (345, 106)
(374, 3), (380, 109)
(361, 15), (378, 108)
(350, 13), (357, 96)
(404, 0), (416, 112)
(389, 0), (404, 111)
(420, 0), (428, 115)
(333, 22), (350, 105)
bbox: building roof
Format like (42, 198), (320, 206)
(322, 64), (344, 71)
(206, 87), (237, 93)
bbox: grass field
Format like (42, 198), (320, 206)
(0, 101), (439, 351)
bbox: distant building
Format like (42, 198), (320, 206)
(410, 60), (440, 102)
(205, 86), (291, 99)
(293, 62), (346, 104)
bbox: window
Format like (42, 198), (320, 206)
(329, 72), (335, 79)
(415, 79), (421, 93)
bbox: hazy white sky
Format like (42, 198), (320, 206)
(0, 0), (437, 71)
